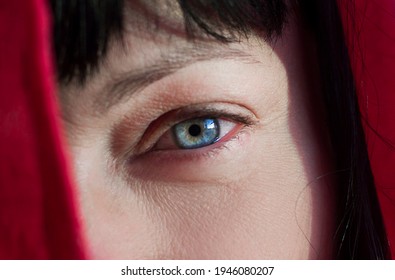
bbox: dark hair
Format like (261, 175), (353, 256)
(49, 0), (389, 259)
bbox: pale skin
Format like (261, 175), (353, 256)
(60, 2), (335, 259)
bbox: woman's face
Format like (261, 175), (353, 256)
(60, 2), (335, 259)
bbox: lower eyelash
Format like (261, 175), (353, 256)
(129, 126), (250, 164)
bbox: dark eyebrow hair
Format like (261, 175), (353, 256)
(93, 45), (260, 113)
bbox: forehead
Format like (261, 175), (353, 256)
(106, 0), (287, 73)
(59, 0), (294, 117)
(123, 0), (238, 47)
(123, 0), (288, 44)
(52, 0), (289, 84)
(125, 0), (185, 29)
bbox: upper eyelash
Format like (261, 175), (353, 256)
(133, 108), (257, 156)
(171, 109), (256, 127)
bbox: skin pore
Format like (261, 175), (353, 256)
(59, 1), (335, 259)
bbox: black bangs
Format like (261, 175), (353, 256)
(177, 0), (288, 42)
(49, 0), (124, 84)
(49, 0), (288, 84)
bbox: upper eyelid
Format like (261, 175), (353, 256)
(108, 101), (259, 165)
(134, 109), (255, 154)
(113, 107), (255, 160)
(163, 108), (257, 127)
(94, 46), (261, 114)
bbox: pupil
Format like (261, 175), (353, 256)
(188, 124), (201, 137)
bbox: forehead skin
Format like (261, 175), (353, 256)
(60, 1), (335, 259)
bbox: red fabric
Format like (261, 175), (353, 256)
(1, 0), (394, 260)
(0, 0), (85, 259)
(339, 0), (395, 259)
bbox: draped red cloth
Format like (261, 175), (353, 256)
(0, 0), (394, 259)
(0, 0), (85, 259)
(339, 0), (395, 259)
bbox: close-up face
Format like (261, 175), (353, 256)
(59, 0), (336, 259)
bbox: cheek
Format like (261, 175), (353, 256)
(72, 117), (334, 259)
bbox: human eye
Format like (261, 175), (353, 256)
(154, 117), (238, 150)
(127, 104), (257, 163)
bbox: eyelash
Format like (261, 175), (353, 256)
(142, 127), (247, 163)
(131, 109), (255, 162)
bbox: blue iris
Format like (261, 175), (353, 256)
(172, 118), (220, 149)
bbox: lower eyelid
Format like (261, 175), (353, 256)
(119, 103), (258, 159)
(123, 126), (253, 183)
(131, 124), (249, 163)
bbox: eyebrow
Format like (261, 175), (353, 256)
(94, 44), (260, 113)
